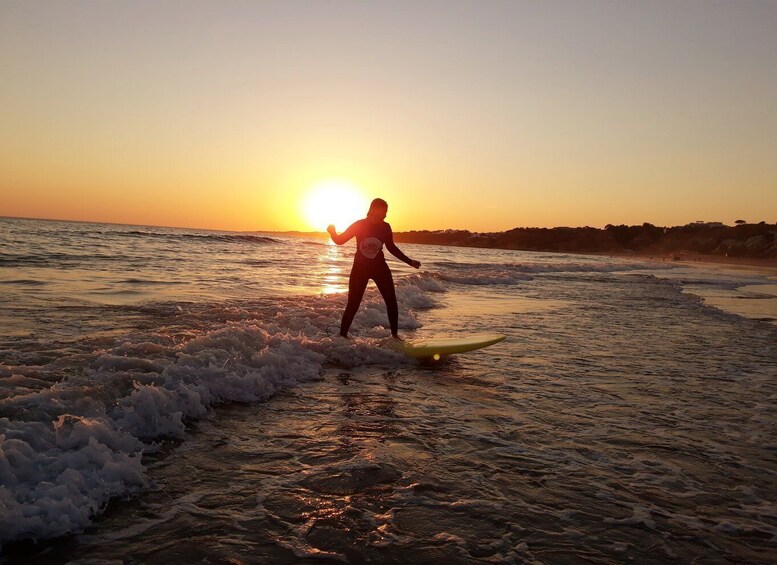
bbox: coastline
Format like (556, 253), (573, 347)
(272, 227), (777, 278)
(270, 229), (777, 272)
(591, 251), (777, 325)
(591, 251), (777, 277)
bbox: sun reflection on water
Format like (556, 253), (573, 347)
(320, 241), (347, 294)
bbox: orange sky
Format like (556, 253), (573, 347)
(2, 1), (776, 232)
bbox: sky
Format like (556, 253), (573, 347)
(1, 0), (776, 232)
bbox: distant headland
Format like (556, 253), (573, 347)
(276, 221), (777, 262)
(393, 221), (777, 260)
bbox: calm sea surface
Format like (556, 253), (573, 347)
(1, 217), (776, 563)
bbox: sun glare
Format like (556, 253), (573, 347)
(303, 180), (368, 232)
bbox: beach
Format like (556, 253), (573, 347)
(603, 251), (777, 273)
(1, 217), (777, 563)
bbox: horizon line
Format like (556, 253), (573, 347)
(0, 214), (764, 235)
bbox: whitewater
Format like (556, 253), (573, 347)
(1, 217), (776, 563)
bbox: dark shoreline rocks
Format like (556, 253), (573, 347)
(392, 222), (777, 260)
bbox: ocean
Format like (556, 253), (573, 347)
(1, 216), (776, 563)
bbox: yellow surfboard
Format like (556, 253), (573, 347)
(384, 333), (506, 359)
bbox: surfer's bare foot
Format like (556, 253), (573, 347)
(339, 332), (349, 339)
(391, 334), (403, 341)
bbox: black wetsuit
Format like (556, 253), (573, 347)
(336, 219), (414, 336)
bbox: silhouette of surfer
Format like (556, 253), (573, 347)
(328, 198), (421, 339)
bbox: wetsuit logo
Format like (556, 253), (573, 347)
(359, 237), (383, 259)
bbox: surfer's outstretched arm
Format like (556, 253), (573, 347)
(328, 221), (360, 245)
(385, 227), (421, 269)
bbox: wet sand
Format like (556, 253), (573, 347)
(594, 251), (777, 276)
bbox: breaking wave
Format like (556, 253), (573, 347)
(0, 275), (439, 546)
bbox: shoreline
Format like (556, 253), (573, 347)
(6, 217), (776, 274)
(591, 251), (777, 276)
(275, 228), (777, 277)
(273, 229), (777, 271)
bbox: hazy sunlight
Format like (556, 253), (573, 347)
(303, 180), (368, 232)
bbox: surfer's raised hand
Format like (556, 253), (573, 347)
(327, 224), (337, 236)
(410, 260), (421, 269)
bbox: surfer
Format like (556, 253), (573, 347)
(328, 198), (421, 339)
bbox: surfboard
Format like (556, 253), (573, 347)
(384, 333), (506, 359)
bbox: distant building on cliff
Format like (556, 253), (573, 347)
(690, 221), (726, 228)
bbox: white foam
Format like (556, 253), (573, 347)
(440, 272), (533, 285)
(0, 416), (147, 542)
(0, 273), (440, 545)
(435, 258), (665, 286)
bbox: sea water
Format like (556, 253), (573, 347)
(1, 217), (776, 563)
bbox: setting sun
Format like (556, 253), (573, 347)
(303, 180), (368, 231)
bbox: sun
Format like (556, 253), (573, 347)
(303, 179), (368, 231)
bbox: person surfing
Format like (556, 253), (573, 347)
(328, 198), (421, 339)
